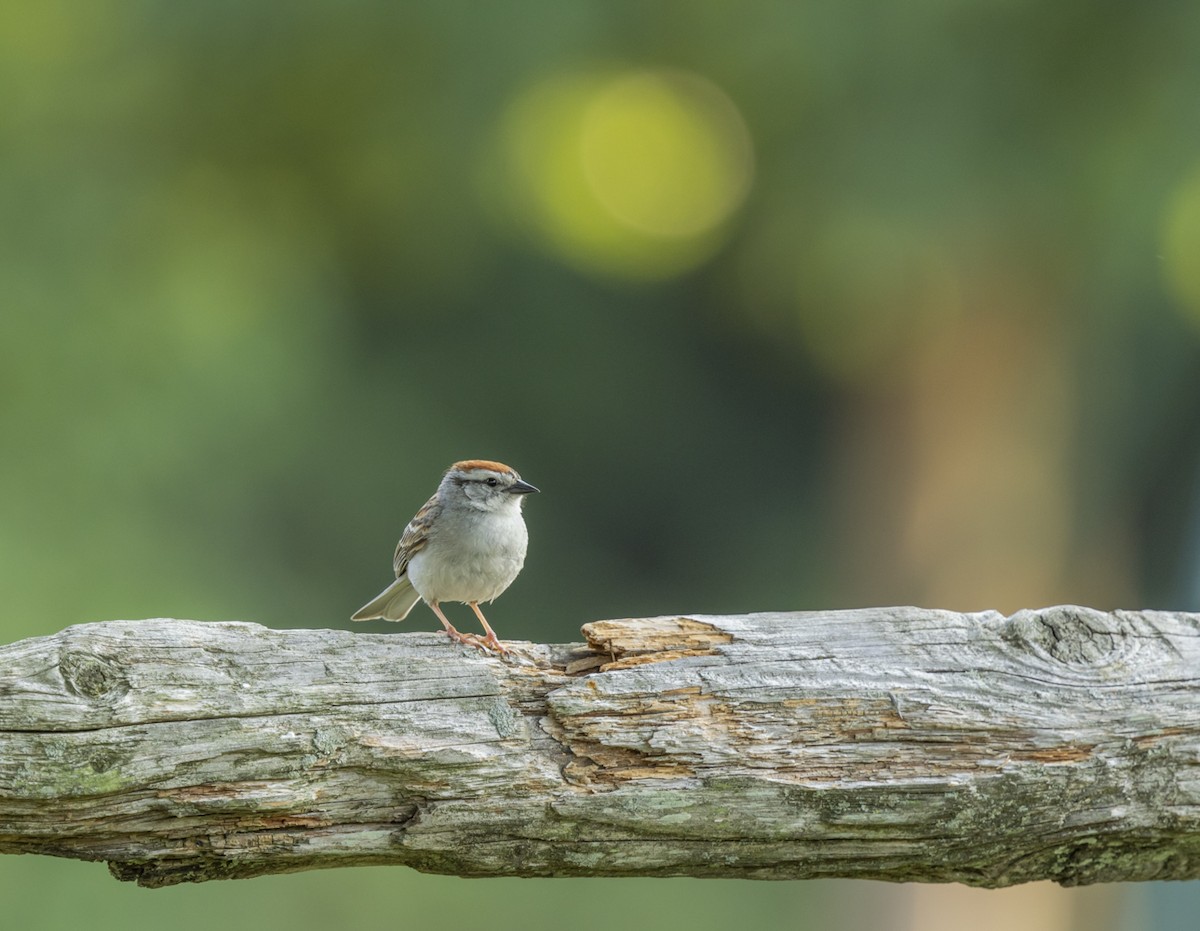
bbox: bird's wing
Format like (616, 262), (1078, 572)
(394, 493), (439, 576)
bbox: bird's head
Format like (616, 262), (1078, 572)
(441, 460), (539, 512)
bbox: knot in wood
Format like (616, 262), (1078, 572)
(58, 650), (128, 700)
(1004, 606), (1129, 667)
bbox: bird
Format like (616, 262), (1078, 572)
(351, 460), (538, 652)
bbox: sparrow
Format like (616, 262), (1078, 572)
(351, 460), (538, 652)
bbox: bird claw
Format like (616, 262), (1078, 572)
(444, 627), (507, 654)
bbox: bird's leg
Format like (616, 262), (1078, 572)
(429, 602), (486, 648)
(468, 602), (507, 653)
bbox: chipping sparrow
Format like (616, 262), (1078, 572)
(351, 460), (539, 652)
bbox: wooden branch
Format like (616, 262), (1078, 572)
(2, 608), (1199, 888)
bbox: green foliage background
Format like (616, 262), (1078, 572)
(3, 2), (1200, 928)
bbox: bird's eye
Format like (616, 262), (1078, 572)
(485, 477), (498, 486)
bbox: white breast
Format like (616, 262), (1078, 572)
(406, 508), (529, 605)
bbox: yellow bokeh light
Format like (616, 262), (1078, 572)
(487, 67), (754, 281)
(580, 72), (753, 238)
(1162, 164), (1200, 327)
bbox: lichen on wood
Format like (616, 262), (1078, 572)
(1, 607), (1198, 887)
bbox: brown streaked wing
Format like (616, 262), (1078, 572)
(394, 494), (439, 576)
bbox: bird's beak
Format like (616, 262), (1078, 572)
(508, 479), (540, 495)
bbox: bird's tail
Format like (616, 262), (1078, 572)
(351, 575), (422, 622)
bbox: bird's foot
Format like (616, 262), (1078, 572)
(467, 602), (508, 654)
(443, 626), (506, 654)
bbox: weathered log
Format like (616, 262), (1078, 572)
(1, 607), (1198, 888)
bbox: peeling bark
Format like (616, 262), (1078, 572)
(1, 607), (1199, 888)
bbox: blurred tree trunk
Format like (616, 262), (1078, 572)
(2, 608), (1198, 888)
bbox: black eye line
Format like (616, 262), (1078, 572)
(459, 476), (500, 486)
